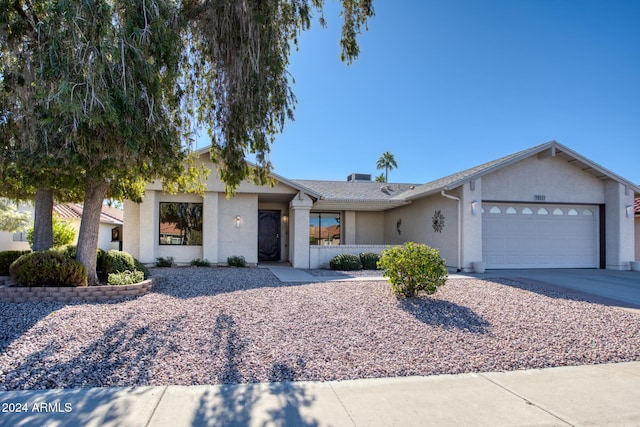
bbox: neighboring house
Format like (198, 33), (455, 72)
(124, 141), (639, 271)
(0, 203), (123, 252)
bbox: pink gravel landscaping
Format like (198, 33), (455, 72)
(1, 267), (639, 390)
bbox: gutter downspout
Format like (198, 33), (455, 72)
(441, 190), (461, 272)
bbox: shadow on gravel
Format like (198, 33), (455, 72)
(150, 267), (311, 299)
(401, 298), (491, 334)
(0, 302), (64, 354)
(191, 312), (318, 426)
(1, 312), (177, 390)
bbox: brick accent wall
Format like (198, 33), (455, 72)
(0, 278), (155, 303)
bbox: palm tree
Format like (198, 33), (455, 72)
(376, 152), (398, 183)
(374, 173), (386, 183)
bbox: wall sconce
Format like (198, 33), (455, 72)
(626, 205), (633, 218)
(282, 214), (288, 224)
(235, 215), (241, 228)
(471, 200), (479, 216)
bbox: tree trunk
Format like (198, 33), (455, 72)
(32, 188), (54, 251)
(76, 180), (109, 285)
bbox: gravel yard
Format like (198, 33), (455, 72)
(1, 267), (639, 391)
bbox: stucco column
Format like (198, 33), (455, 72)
(605, 182), (635, 270)
(460, 179), (483, 272)
(344, 211), (356, 244)
(202, 193), (218, 264)
(289, 192), (313, 269)
(138, 190), (158, 264)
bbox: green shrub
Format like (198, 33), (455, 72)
(9, 251), (87, 287)
(108, 270), (145, 286)
(0, 250), (31, 276)
(359, 252), (381, 270)
(227, 255), (246, 267)
(191, 258), (211, 267)
(378, 242), (448, 297)
(329, 253), (362, 270)
(26, 216), (76, 248)
(96, 248), (106, 273)
(103, 250), (137, 274)
(54, 244), (76, 259)
(155, 256), (174, 267)
(134, 258), (150, 278)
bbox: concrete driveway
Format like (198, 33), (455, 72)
(467, 269), (640, 310)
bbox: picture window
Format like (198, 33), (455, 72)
(159, 202), (203, 245)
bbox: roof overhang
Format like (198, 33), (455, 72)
(312, 199), (411, 212)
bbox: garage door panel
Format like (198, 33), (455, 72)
(482, 203), (598, 269)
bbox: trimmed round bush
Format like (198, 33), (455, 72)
(359, 252), (381, 270)
(227, 255), (246, 267)
(155, 256), (174, 267)
(0, 250), (31, 276)
(9, 251), (87, 287)
(378, 242), (448, 297)
(103, 250), (137, 275)
(329, 253), (362, 270)
(108, 270), (145, 286)
(191, 258), (211, 267)
(134, 258), (150, 279)
(54, 244), (77, 259)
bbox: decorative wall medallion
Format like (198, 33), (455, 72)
(396, 218), (402, 235)
(432, 210), (445, 233)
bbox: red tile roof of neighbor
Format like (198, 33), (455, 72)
(53, 203), (123, 225)
(635, 198), (640, 215)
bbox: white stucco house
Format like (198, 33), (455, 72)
(123, 141), (639, 271)
(0, 203), (123, 252)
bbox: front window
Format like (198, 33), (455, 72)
(159, 202), (203, 245)
(309, 212), (341, 245)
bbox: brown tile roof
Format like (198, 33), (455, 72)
(53, 203), (123, 225)
(635, 198), (640, 215)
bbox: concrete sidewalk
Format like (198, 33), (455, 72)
(1, 361), (639, 426)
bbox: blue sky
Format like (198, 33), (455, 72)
(201, 1), (640, 185)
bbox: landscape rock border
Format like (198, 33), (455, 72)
(0, 277), (155, 303)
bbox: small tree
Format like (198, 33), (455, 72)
(378, 242), (448, 297)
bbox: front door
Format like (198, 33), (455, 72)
(258, 210), (281, 262)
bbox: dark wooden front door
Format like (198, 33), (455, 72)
(258, 210), (281, 261)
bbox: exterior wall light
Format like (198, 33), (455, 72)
(626, 206), (633, 218)
(235, 215), (241, 228)
(282, 214), (288, 224)
(471, 200), (479, 216)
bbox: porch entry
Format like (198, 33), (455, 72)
(258, 210), (281, 262)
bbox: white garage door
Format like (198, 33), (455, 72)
(482, 203), (599, 269)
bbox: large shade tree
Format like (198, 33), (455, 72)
(1, 0), (374, 284)
(0, 4), (85, 250)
